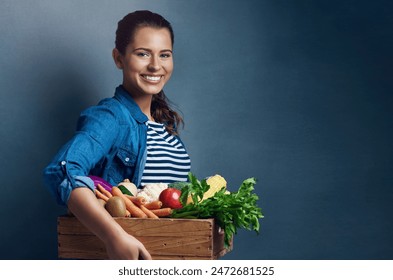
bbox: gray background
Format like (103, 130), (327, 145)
(1, 0), (392, 259)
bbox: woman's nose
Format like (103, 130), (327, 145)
(148, 56), (161, 71)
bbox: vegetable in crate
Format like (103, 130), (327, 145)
(117, 179), (138, 196)
(159, 188), (183, 209)
(105, 196), (127, 217)
(203, 174), (228, 200)
(172, 172), (264, 248)
(137, 183), (168, 203)
(88, 175), (113, 192)
(169, 174), (227, 205)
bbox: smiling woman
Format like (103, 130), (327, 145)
(42, 10), (190, 260)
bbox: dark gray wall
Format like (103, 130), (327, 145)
(1, 0), (392, 259)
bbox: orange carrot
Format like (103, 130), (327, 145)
(111, 186), (125, 197)
(95, 189), (109, 202)
(140, 205), (159, 219)
(144, 200), (163, 210)
(124, 195), (146, 206)
(151, 208), (173, 217)
(97, 183), (112, 198)
(112, 187), (147, 218)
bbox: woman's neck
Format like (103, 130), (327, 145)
(135, 96), (153, 121)
(122, 84), (154, 121)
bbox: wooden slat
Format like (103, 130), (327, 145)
(58, 234), (213, 259)
(212, 219), (233, 256)
(58, 217), (213, 237)
(58, 234), (107, 259)
(140, 236), (212, 256)
(116, 218), (212, 237)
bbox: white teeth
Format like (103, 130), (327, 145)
(143, 75), (161, 81)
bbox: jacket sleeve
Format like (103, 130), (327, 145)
(43, 103), (119, 206)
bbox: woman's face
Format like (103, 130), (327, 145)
(115, 26), (173, 98)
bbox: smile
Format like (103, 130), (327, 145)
(141, 75), (162, 82)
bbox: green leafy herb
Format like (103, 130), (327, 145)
(171, 172), (264, 247)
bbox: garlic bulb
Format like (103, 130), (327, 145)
(137, 183), (168, 203)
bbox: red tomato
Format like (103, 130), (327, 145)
(159, 188), (183, 209)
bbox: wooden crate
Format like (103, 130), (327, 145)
(58, 216), (232, 260)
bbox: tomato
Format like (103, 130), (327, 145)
(159, 188), (183, 209)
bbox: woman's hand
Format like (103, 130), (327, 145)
(105, 231), (152, 260)
(68, 187), (152, 260)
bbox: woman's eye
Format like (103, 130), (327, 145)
(160, 53), (172, 58)
(136, 52), (150, 57)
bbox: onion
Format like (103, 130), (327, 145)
(88, 175), (113, 192)
(117, 179), (138, 196)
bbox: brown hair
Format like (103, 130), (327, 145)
(115, 10), (183, 135)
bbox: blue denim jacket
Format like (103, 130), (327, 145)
(43, 85), (175, 206)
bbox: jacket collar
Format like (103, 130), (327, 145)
(114, 85), (148, 124)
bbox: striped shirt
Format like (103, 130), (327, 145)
(140, 121), (191, 185)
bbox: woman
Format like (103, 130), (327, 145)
(43, 10), (191, 260)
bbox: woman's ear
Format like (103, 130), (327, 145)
(112, 48), (123, 69)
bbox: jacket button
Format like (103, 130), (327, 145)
(125, 157), (130, 162)
(61, 161), (66, 165)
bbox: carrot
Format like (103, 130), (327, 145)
(95, 189), (109, 202)
(112, 186), (128, 197)
(140, 205), (159, 219)
(151, 208), (173, 217)
(125, 199), (148, 218)
(111, 186), (125, 197)
(97, 183), (112, 198)
(124, 195), (146, 206)
(144, 200), (163, 210)
(112, 187), (147, 218)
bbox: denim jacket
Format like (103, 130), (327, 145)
(43, 85), (170, 206)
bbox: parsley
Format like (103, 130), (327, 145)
(171, 173), (264, 247)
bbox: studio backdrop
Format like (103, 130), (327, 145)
(0, 0), (392, 259)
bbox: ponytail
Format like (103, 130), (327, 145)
(151, 91), (184, 135)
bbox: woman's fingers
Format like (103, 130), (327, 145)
(139, 247), (152, 260)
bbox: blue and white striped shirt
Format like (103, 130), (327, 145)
(140, 121), (191, 185)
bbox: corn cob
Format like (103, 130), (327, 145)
(186, 174), (228, 204)
(203, 174), (227, 200)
